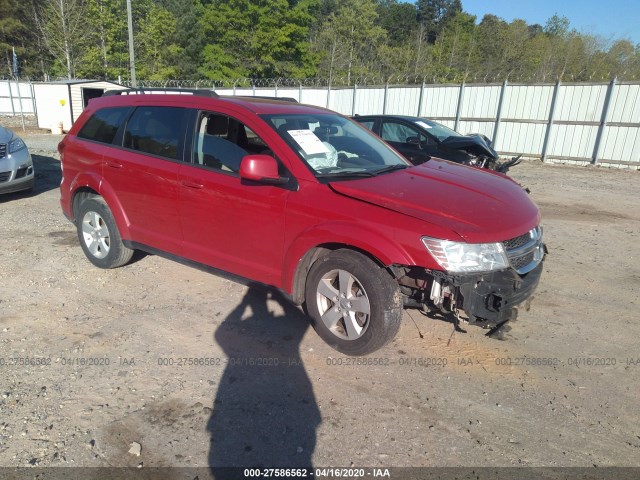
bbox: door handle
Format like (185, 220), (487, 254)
(106, 161), (123, 169)
(182, 180), (204, 189)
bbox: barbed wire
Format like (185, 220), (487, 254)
(3, 70), (638, 86)
(117, 71), (637, 89)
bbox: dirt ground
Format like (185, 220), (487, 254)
(1, 116), (639, 474)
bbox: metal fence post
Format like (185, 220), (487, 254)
(17, 82), (25, 130)
(492, 80), (508, 148)
(592, 77), (617, 165)
(383, 83), (389, 114)
(7, 80), (16, 115)
(351, 84), (357, 116)
(454, 82), (465, 131)
(326, 82), (331, 109)
(417, 82), (425, 117)
(30, 82), (38, 118)
(541, 80), (561, 162)
(299, 83), (302, 103)
(252, 84), (256, 97)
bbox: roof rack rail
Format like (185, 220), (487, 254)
(103, 88), (218, 97)
(230, 95), (298, 103)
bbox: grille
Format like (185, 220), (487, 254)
(510, 251), (535, 271)
(15, 167), (28, 179)
(0, 143), (6, 158)
(503, 227), (543, 275)
(0, 171), (11, 183)
(503, 231), (532, 250)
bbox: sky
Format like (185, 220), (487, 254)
(461, 0), (640, 45)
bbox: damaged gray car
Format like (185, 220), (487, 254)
(353, 114), (521, 173)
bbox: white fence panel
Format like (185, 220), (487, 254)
(421, 85), (459, 119)
(599, 126), (640, 163)
(462, 85), (500, 119)
(2, 79), (639, 167)
(547, 124), (600, 159)
(0, 81), (35, 114)
(555, 84), (608, 122)
(502, 85), (553, 121)
(351, 87), (385, 115)
(386, 87), (421, 115)
(329, 88), (354, 114)
(607, 83), (640, 124)
(301, 88), (329, 107)
(498, 122), (547, 155)
(457, 120), (494, 138)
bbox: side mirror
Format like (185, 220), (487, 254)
(239, 154), (289, 185)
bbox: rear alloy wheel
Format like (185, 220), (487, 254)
(76, 197), (133, 269)
(305, 249), (402, 356)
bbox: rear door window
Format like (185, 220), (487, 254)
(77, 107), (131, 144)
(123, 106), (189, 161)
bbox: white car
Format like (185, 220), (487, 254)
(0, 124), (34, 194)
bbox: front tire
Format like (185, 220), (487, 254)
(76, 197), (133, 269)
(305, 249), (402, 356)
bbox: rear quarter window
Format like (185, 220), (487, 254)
(123, 106), (189, 160)
(77, 107), (131, 144)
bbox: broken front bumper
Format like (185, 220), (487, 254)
(396, 253), (545, 327)
(451, 262), (544, 325)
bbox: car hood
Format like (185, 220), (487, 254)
(0, 126), (15, 143)
(329, 159), (540, 243)
(440, 134), (497, 159)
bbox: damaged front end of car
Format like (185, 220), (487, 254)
(440, 134), (522, 174)
(392, 227), (547, 330)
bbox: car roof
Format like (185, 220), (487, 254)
(89, 92), (333, 116)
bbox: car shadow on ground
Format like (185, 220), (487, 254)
(208, 283), (320, 475)
(0, 154), (61, 202)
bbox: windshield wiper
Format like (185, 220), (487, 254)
(372, 164), (409, 175)
(316, 170), (376, 179)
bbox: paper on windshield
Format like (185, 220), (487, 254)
(288, 130), (331, 155)
(415, 121), (432, 129)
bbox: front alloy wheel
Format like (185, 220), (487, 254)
(305, 249), (402, 356)
(316, 269), (371, 341)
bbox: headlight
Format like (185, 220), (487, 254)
(421, 237), (508, 273)
(8, 137), (26, 154)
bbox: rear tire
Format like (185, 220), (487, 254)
(76, 197), (133, 269)
(305, 249), (402, 356)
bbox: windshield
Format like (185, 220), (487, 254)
(261, 113), (409, 180)
(414, 118), (461, 141)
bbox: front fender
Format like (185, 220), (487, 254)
(281, 220), (417, 295)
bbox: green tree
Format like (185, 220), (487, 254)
(33, 0), (90, 79)
(76, 0), (129, 80)
(376, 0), (418, 47)
(200, 0), (318, 80)
(313, 0), (385, 84)
(416, 0), (461, 43)
(136, 4), (182, 80)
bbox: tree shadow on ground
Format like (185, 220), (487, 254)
(208, 283), (320, 475)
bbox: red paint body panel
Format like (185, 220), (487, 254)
(60, 93), (542, 298)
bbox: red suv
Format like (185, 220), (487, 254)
(59, 90), (545, 355)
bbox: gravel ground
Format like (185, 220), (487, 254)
(0, 120), (639, 475)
